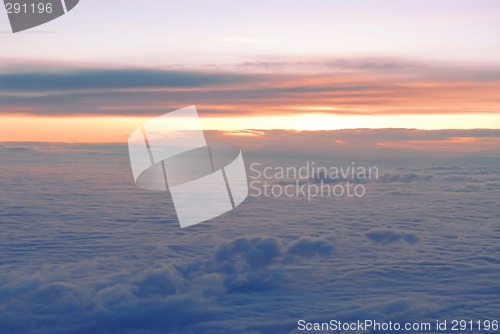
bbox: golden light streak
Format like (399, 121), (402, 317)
(0, 113), (499, 143)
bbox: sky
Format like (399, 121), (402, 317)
(0, 3), (499, 332)
(0, 0), (499, 142)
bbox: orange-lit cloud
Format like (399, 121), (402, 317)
(205, 129), (500, 160)
(0, 58), (499, 142)
(1, 58), (499, 117)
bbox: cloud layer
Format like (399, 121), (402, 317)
(1, 58), (499, 117)
(0, 139), (498, 333)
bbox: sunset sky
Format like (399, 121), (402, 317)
(1, 3), (499, 333)
(1, 0), (499, 142)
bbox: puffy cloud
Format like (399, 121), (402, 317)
(214, 236), (335, 292)
(286, 238), (334, 258)
(134, 267), (180, 297)
(215, 237), (282, 270)
(223, 269), (284, 293)
(364, 228), (422, 245)
(0, 234), (340, 333)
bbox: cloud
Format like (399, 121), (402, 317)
(236, 57), (425, 72)
(215, 237), (282, 270)
(364, 228), (422, 245)
(206, 128), (500, 161)
(1, 58), (499, 116)
(134, 267), (180, 297)
(0, 263), (223, 334)
(215, 237), (335, 268)
(0, 69), (256, 92)
(0, 234), (339, 333)
(213, 236), (335, 292)
(0, 142), (499, 334)
(286, 238), (334, 258)
(223, 268), (284, 293)
(378, 173), (434, 183)
(235, 57), (500, 81)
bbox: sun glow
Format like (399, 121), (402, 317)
(0, 113), (498, 143)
